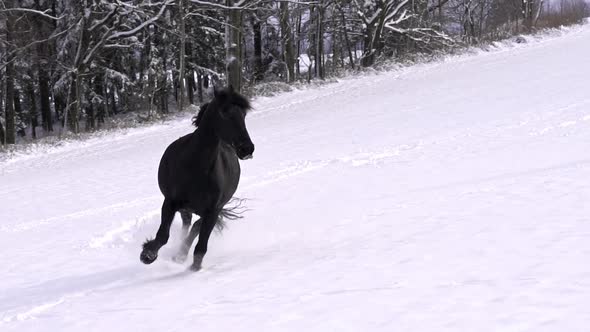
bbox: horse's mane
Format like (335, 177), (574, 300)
(192, 87), (251, 128)
(218, 88), (252, 114)
(192, 103), (208, 127)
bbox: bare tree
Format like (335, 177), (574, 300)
(225, 0), (243, 91)
(2, 0), (17, 144)
(280, 1), (296, 82)
(178, 0), (188, 111)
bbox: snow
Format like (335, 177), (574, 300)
(2, 25), (590, 331)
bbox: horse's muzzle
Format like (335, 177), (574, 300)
(236, 143), (255, 160)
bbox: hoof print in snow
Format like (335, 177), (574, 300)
(172, 253), (188, 264)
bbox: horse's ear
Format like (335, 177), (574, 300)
(228, 84), (234, 93)
(213, 86), (219, 98)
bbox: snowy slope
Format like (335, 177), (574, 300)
(2, 26), (590, 332)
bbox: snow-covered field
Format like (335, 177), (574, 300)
(2, 25), (590, 331)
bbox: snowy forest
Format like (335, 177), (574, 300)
(0, 0), (588, 145)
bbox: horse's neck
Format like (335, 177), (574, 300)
(191, 123), (221, 166)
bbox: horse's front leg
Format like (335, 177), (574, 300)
(140, 199), (176, 264)
(173, 217), (202, 263)
(190, 212), (220, 271)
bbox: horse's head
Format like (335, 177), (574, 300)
(206, 86), (255, 160)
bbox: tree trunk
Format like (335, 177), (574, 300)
(523, 0), (534, 32)
(64, 73), (81, 134)
(197, 72), (204, 103)
(178, 0), (187, 111)
(330, 8), (340, 72)
(187, 31), (196, 105)
(98, 73), (107, 127)
(110, 86), (118, 115)
(361, 4), (388, 67)
(64, 78), (74, 133)
(479, 2), (485, 38)
(4, 8), (16, 144)
(533, 0), (543, 27)
(226, 0), (242, 91)
(65, 8), (90, 135)
(0, 80), (5, 142)
(14, 90), (24, 137)
(340, 8), (355, 70)
(161, 31), (169, 114)
(27, 80), (38, 139)
(252, 18), (263, 82)
(172, 69), (179, 105)
(74, 74), (82, 133)
(0, 117), (5, 145)
(4, 74), (16, 143)
(187, 71), (195, 105)
(307, 6), (316, 80)
(280, 2), (295, 83)
(84, 76), (99, 131)
(295, 7), (303, 79)
(38, 66), (53, 132)
(86, 103), (95, 131)
(35, 0), (53, 132)
(315, 6), (325, 79)
(361, 26), (376, 67)
(54, 93), (64, 123)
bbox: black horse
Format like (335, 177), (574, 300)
(140, 86), (254, 271)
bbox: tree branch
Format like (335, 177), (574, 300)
(0, 8), (64, 20)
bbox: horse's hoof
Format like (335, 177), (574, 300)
(189, 254), (204, 271)
(140, 249), (158, 264)
(188, 263), (202, 272)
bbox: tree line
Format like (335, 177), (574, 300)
(1, 0), (588, 145)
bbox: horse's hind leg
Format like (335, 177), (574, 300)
(190, 212), (219, 271)
(180, 211), (192, 237)
(140, 199), (176, 264)
(173, 217), (202, 263)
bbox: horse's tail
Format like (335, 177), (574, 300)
(215, 197), (248, 231)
